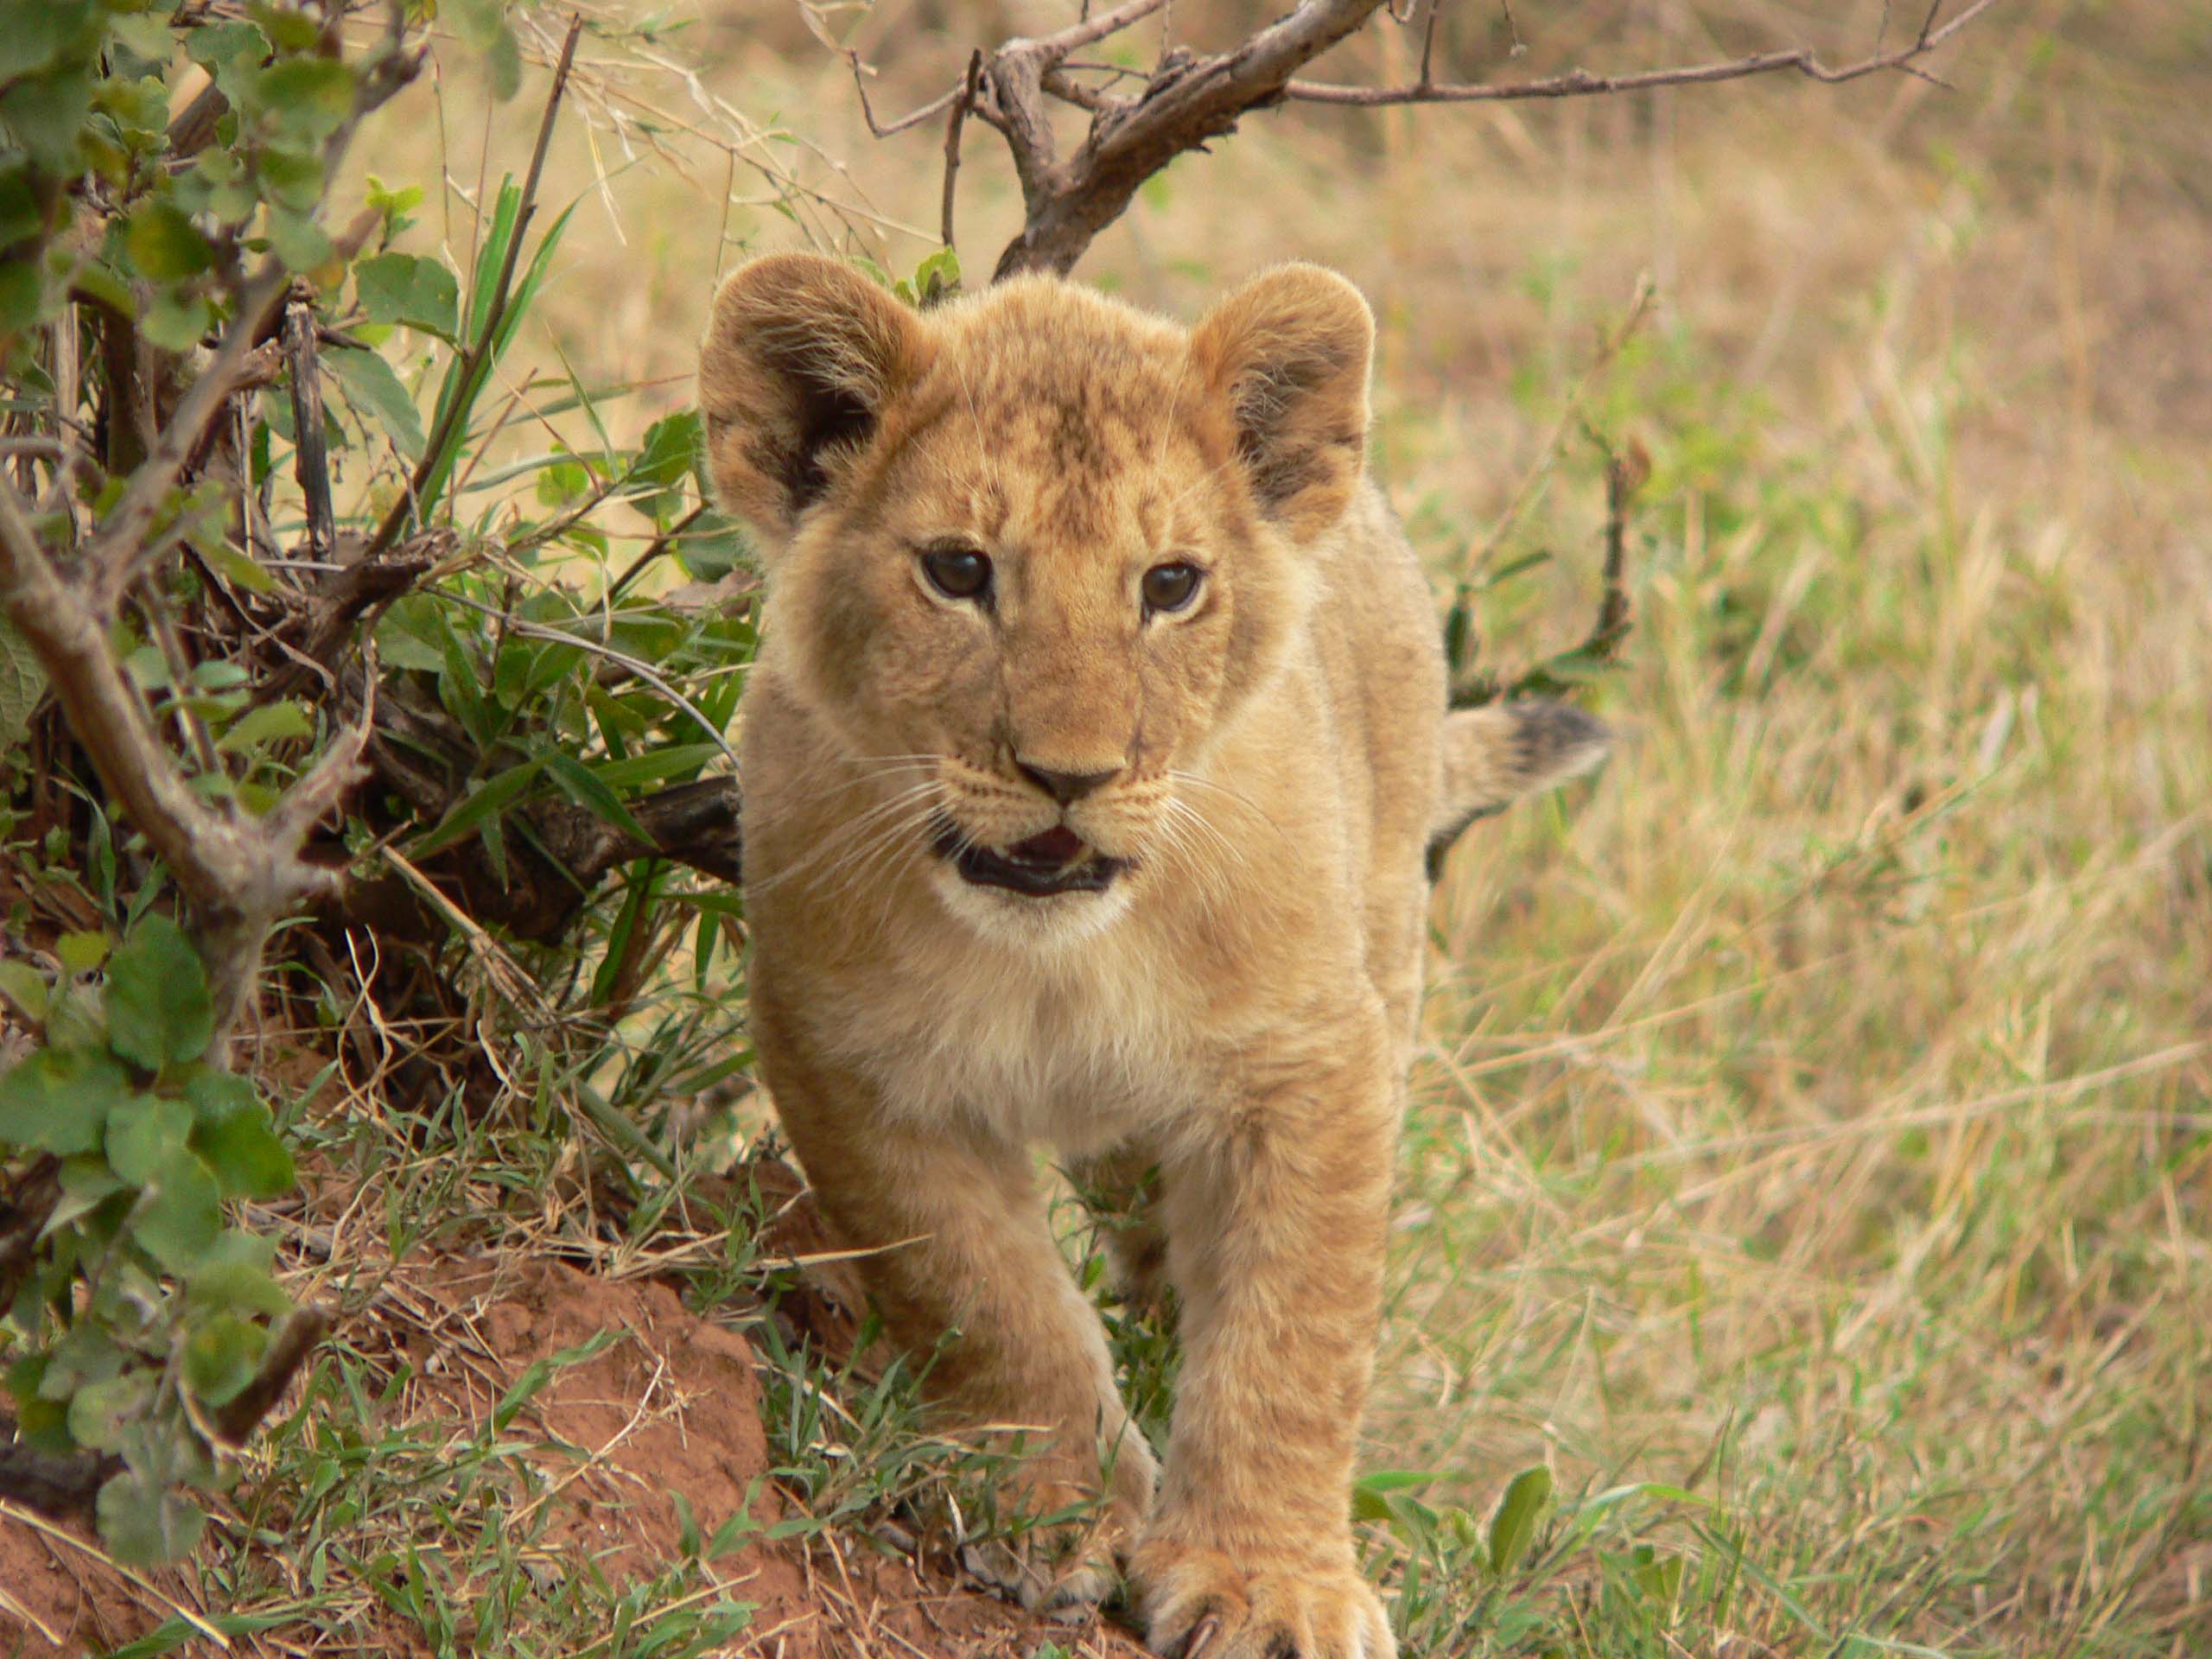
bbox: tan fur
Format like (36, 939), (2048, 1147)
(700, 254), (1604, 1658)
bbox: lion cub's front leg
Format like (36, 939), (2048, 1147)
(759, 1033), (1157, 1609)
(1129, 1031), (1400, 1659)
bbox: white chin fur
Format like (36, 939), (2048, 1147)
(925, 861), (1134, 947)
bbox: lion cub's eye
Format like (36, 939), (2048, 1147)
(920, 544), (992, 603)
(1141, 561), (1203, 616)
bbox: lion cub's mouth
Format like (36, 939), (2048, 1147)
(929, 818), (1126, 898)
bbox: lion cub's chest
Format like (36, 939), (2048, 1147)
(830, 926), (1194, 1154)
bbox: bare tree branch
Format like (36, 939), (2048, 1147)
(842, 0), (2002, 283)
(0, 476), (365, 1045)
(990, 0), (1390, 277)
(941, 51), (983, 253)
(1287, 0), (2000, 104)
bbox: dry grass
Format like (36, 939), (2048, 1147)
(178, 1), (2209, 1653)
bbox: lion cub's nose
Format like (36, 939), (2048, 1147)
(1014, 760), (1121, 805)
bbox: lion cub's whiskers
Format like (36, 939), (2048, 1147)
(815, 793), (947, 906)
(1168, 769), (1294, 854)
(747, 778), (942, 897)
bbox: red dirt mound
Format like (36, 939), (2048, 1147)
(0, 1507), (154, 1656)
(2, 1249), (1147, 1657)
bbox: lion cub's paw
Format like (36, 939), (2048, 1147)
(1128, 1536), (1395, 1659)
(963, 1532), (1122, 1617)
(965, 1441), (1155, 1616)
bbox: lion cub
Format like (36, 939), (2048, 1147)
(699, 255), (1605, 1659)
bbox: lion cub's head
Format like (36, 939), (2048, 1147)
(700, 254), (1372, 941)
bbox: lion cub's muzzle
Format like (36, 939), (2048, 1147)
(929, 818), (1128, 898)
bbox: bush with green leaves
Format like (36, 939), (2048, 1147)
(0, 0), (781, 1572)
(0, 915), (300, 1562)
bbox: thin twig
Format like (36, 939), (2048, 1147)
(606, 502), (709, 601)
(82, 267), (289, 607)
(368, 12), (584, 556)
(1286, 0), (1999, 103)
(940, 51), (983, 254)
(842, 66), (962, 139)
(283, 295), (334, 558)
(1582, 426), (1649, 666)
(1464, 274), (1656, 582)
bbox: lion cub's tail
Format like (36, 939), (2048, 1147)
(1427, 701), (1611, 876)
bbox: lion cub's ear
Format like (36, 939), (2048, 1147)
(697, 253), (931, 546)
(1190, 264), (1374, 538)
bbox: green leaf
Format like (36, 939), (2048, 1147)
(483, 26), (521, 101)
(1487, 1464), (1553, 1576)
(0, 257), (44, 338)
(0, 959), (47, 1020)
(411, 755), (545, 859)
(181, 1066), (257, 1123)
(106, 1094), (194, 1185)
(184, 1312), (267, 1407)
(187, 20), (270, 78)
(264, 207), (334, 273)
(628, 410), (702, 521)
(216, 699), (313, 754)
(105, 915), (214, 1069)
(41, 1324), (125, 1400)
(913, 245), (961, 306)
(140, 291), (214, 353)
(257, 56), (356, 140)
(56, 930), (110, 974)
(188, 1230), (291, 1319)
(354, 251), (459, 337)
(1, 76), (92, 174)
(370, 593), (447, 671)
(492, 1329), (620, 1432)
(672, 512), (752, 581)
(67, 1371), (153, 1452)
(48, 1154), (125, 1230)
(98, 1468), (206, 1566)
(329, 346), (424, 458)
(0, 1047), (130, 1154)
(543, 751), (650, 845)
(192, 1106), (294, 1200)
(0, 165), (41, 251)
(0, 614), (45, 756)
(131, 1153), (223, 1273)
(124, 201), (213, 281)
(108, 11), (175, 64)
(588, 743), (720, 791)
(200, 537), (278, 594)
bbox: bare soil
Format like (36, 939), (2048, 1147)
(1, 1239), (1147, 1658)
